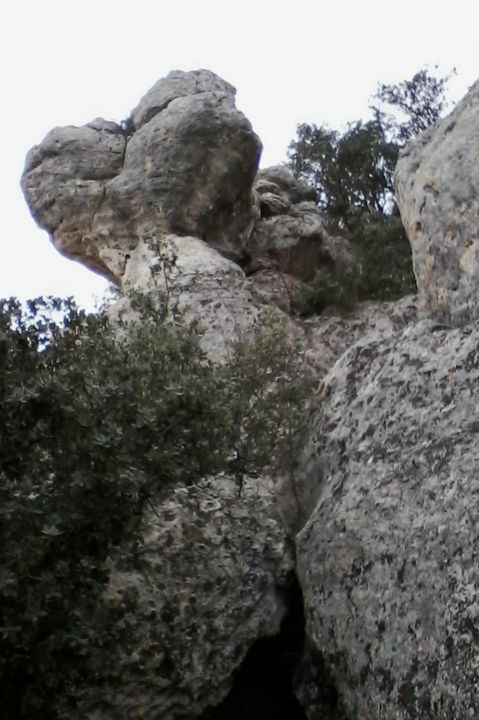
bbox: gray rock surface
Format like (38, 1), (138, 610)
(25, 65), (478, 720)
(22, 69), (261, 282)
(130, 69), (236, 130)
(77, 475), (294, 719)
(297, 319), (479, 719)
(112, 234), (286, 362)
(395, 79), (479, 326)
(250, 166), (353, 281)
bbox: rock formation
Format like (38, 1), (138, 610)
(251, 166), (354, 281)
(21, 69), (479, 720)
(22, 69), (262, 284)
(297, 319), (479, 718)
(89, 476), (294, 720)
(395, 79), (479, 326)
(295, 80), (479, 719)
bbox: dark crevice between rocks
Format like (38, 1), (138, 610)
(200, 575), (307, 720)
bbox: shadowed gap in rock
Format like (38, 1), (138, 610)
(199, 575), (307, 720)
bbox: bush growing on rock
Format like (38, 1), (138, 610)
(291, 266), (358, 317)
(0, 295), (313, 718)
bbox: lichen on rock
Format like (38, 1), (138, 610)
(297, 319), (479, 719)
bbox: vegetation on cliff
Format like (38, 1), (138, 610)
(0, 295), (312, 718)
(288, 68), (455, 313)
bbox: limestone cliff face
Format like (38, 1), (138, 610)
(21, 70), (479, 720)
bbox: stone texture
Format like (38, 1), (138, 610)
(250, 166), (353, 281)
(21, 69), (261, 283)
(395, 79), (479, 326)
(21, 121), (126, 277)
(24, 65), (479, 720)
(130, 69), (236, 130)
(112, 234), (286, 362)
(297, 319), (479, 719)
(76, 475), (294, 719)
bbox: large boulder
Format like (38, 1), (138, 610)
(297, 319), (479, 719)
(74, 476), (294, 719)
(395, 79), (479, 326)
(21, 69), (262, 283)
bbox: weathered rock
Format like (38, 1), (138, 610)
(297, 320), (479, 719)
(112, 234), (285, 362)
(298, 295), (417, 386)
(395, 79), (479, 326)
(250, 166), (353, 281)
(21, 121), (127, 277)
(130, 68), (236, 130)
(75, 476), (294, 719)
(21, 69), (261, 282)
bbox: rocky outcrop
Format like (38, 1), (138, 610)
(297, 319), (479, 719)
(22, 69), (261, 283)
(250, 166), (353, 281)
(74, 475), (294, 719)
(395, 79), (479, 327)
(22, 67), (479, 720)
(114, 234), (277, 362)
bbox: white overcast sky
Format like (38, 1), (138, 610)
(1, 0), (477, 309)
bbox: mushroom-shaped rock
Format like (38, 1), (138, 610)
(395, 78), (479, 326)
(21, 70), (262, 284)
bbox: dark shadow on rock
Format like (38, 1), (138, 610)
(200, 575), (307, 720)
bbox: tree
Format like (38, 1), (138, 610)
(289, 120), (398, 227)
(0, 295), (313, 718)
(372, 67), (456, 145)
(287, 68), (454, 308)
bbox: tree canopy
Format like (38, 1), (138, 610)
(288, 67), (453, 226)
(287, 67), (454, 309)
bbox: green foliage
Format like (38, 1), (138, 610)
(0, 296), (313, 718)
(289, 120), (398, 224)
(291, 266), (358, 317)
(287, 67), (453, 311)
(290, 215), (417, 317)
(351, 214), (417, 301)
(289, 67), (453, 226)
(372, 67), (456, 145)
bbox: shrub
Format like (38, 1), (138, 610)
(291, 266), (358, 317)
(352, 214), (416, 301)
(290, 215), (416, 317)
(0, 295), (313, 718)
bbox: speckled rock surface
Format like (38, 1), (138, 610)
(76, 476), (294, 720)
(297, 320), (479, 719)
(395, 78), (479, 326)
(297, 295), (417, 385)
(21, 69), (261, 282)
(250, 166), (353, 281)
